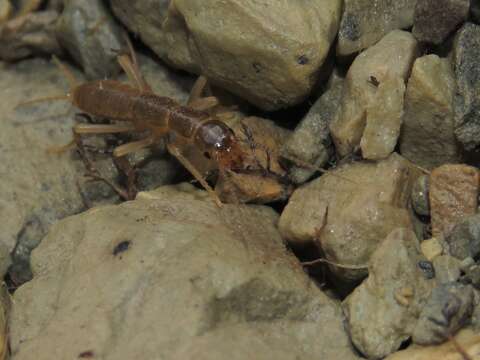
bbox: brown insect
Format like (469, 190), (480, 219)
(19, 41), (245, 207)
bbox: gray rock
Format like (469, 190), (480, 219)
(445, 213), (480, 260)
(343, 228), (435, 359)
(55, 0), (126, 79)
(412, 0), (470, 44)
(472, 1), (480, 23)
(433, 255), (462, 283)
(453, 23), (480, 150)
(411, 175), (430, 217)
(337, 0), (417, 56)
(400, 55), (462, 169)
(0, 10), (62, 61)
(412, 283), (474, 345)
(464, 264), (480, 289)
(10, 185), (359, 360)
(111, 0), (342, 111)
(279, 153), (421, 281)
(281, 69), (343, 184)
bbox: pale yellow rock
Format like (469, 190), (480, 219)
(385, 328), (480, 360)
(420, 238), (443, 261)
(330, 30), (418, 158)
(279, 153), (421, 281)
(0, 0), (12, 24)
(361, 76), (405, 160)
(399, 55), (462, 169)
(111, 0), (342, 110)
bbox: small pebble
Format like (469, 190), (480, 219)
(420, 238), (442, 261)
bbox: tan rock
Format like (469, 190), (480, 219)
(279, 153), (420, 281)
(385, 328), (480, 360)
(111, 0), (342, 110)
(330, 30), (418, 158)
(430, 164), (480, 237)
(360, 76), (405, 160)
(400, 55), (461, 169)
(343, 228), (435, 359)
(420, 238), (443, 261)
(0, 0), (12, 24)
(10, 185), (358, 360)
(337, 0), (417, 56)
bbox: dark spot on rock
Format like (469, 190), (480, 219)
(252, 62), (262, 73)
(78, 350), (94, 358)
(367, 76), (380, 87)
(297, 55), (309, 65)
(418, 260), (435, 279)
(339, 12), (361, 42)
(113, 240), (131, 256)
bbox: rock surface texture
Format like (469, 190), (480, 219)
(343, 228), (435, 359)
(330, 30), (418, 158)
(400, 55), (462, 169)
(111, 0), (342, 110)
(281, 69), (344, 184)
(412, 0), (469, 44)
(279, 154), (420, 281)
(337, 0), (417, 56)
(453, 23), (480, 150)
(429, 164), (479, 237)
(55, 0), (125, 79)
(9, 186), (358, 360)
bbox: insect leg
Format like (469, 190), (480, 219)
(166, 142), (223, 208)
(113, 136), (156, 158)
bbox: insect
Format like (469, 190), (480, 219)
(19, 40), (246, 207)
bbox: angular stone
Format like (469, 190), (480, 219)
(337, 0), (417, 56)
(411, 175), (430, 217)
(385, 328), (480, 360)
(279, 153), (420, 282)
(445, 213), (480, 260)
(400, 55), (462, 169)
(0, 11), (62, 61)
(430, 164), (480, 237)
(343, 228), (435, 359)
(412, 0), (470, 44)
(420, 238), (443, 261)
(330, 30), (418, 158)
(412, 283), (474, 345)
(55, 0), (125, 79)
(281, 69), (343, 184)
(360, 76), (405, 160)
(432, 255), (462, 283)
(111, 0), (342, 111)
(453, 23), (480, 150)
(10, 186), (358, 360)
(0, 0), (12, 24)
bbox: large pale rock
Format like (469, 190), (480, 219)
(281, 69), (343, 184)
(360, 76), (405, 160)
(337, 0), (417, 56)
(111, 0), (342, 110)
(453, 23), (480, 150)
(343, 228), (435, 359)
(412, 0), (470, 44)
(385, 328), (480, 360)
(429, 164), (479, 237)
(400, 55), (462, 169)
(330, 30), (418, 158)
(279, 153), (420, 281)
(9, 185), (358, 360)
